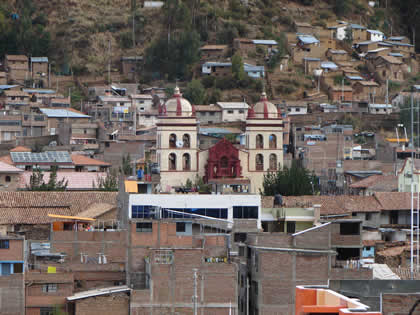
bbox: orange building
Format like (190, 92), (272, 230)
(295, 285), (381, 315)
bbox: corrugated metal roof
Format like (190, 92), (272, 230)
(303, 57), (321, 61)
(321, 61), (338, 69)
(30, 57), (48, 63)
(297, 35), (319, 44)
(202, 62), (232, 67)
(40, 108), (90, 118)
(67, 286), (131, 301)
(252, 39), (277, 45)
(200, 127), (238, 134)
(216, 102), (249, 109)
(0, 85), (19, 90)
(351, 23), (366, 29)
(388, 36), (405, 41)
(23, 89), (56, 94)
(389, 53), (403, 57)
(367, 29), (383, 35)
(346, 75), (364, 80)
(244, 63), (265, 72)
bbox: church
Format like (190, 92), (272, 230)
(156, 87), (284, 194)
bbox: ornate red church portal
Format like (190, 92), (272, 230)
(205, 138), (242, 180)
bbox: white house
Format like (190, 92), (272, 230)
(284, 101), (307, 115)
(368, 103), (392, 114)
(217, 102), (249, 122)
(367, 29), (384, 42)
(128, 194), (262, 229)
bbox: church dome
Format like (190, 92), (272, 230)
(162, 87), (193, 117)
(252, 92), (279, 119)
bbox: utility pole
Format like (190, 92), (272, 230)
(108, 38), (111, 85)
(193, 268), (198, 315)
(132, 13), (135, 48)
(386, 79), (389, 107)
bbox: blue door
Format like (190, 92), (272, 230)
(1, 263), (11, 275)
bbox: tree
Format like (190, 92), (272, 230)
(121, 154), (133, 175)
(261, 161), (318, 196)
(45, 166), (68, 191)
(334, 0), (350, 17)
(184, 80), (206, 104)
(27, 167), (67, 191)
(94, 172), (118, 191)
(145, 30), (200, 80)
(231, 53), (246, 81)
(344, 25), (353, 44)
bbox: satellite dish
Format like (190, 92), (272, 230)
(176, 140), (184, 148)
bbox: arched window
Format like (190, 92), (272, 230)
(5, 176), (11, 183)
(183, 153), (191, 170)
(169, 134), (177, 148)
(256, 134), (264, 149)
(269, 154), (277, 171)
(169, 153), (177, 170)
(256, 154), (264, 171)
(183, 134), (190, 148)
(221, 156), (229, 168)
(269, 134), (277, 149)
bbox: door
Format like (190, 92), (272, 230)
(1, 263), (11, 275)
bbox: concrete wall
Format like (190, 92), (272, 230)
(0, 274), (24, 315)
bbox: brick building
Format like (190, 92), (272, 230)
(4, 55), (29, 84)
(0, 234), (25, 315)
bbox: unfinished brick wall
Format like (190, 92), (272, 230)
(75, 292), (130, 315)
(0, 238), (23, 261)
(382, 293), (420, 315)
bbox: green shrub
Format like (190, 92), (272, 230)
(201, 76), (216, 89)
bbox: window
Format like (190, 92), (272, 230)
(339, 222), (360, 235)
(269, 134), (277, 149)
(169, 153), (177, 170)
(42, 284), (58, 293)
(287, 221), (296, 234)
(40, 308), (54, 315)
(162, 208), (228, 219)
(209, 112), (215, 116)
(233, 206), (258, 219)
(5, 176), (11, 183)
(365, 213), (372, 221)
(13, 263), (23, 274)
(256, 134), (264, 149)
(176, 222), (186, 232)
(182, 153), (191, 170)
(221, 156), (229, 168)
(136, 222), (153, 232)
(169, 134), (177, 148)
(234, 233), (247, 242)
(0, 240), (9, 249)
(132, 205), (155, 219)
(256, 154), (264, 171)
(239, 110), (244, 114)
(154, 250), (173, 264)
(182, 134), (190, 148)
(269, 154), (277, 171)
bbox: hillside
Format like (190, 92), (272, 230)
(0, 0), (419, 101)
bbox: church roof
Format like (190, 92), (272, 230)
(161, 87), (193, 117)
(250, 92), (280, 119)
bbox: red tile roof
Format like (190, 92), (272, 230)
(282, 195), (381, 215)
(0, 191), (117, 224)
(0, 161), (23, 173)
(10, 146), (31, 152)
(349, 175), (397, 191)
(0, 155), (13, 165)
(71, 154), (111, 166)
(374, 192), (411, 210)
